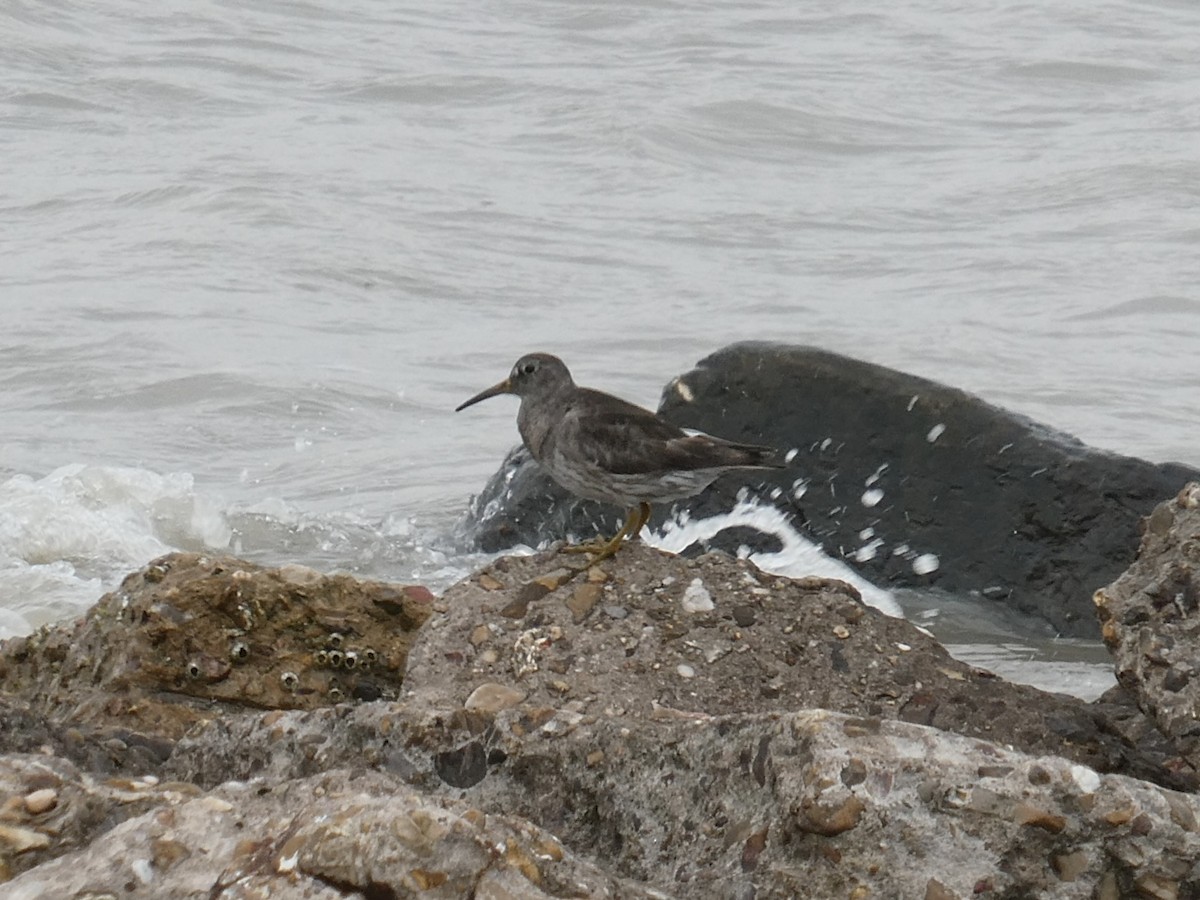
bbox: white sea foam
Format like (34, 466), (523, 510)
(646, 496), (902, 617)
(0, 464), (233, 638)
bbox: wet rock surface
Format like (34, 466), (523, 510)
(1095, 482), (1200, 770)
(459, 343), (1198, 637)
(4, 528), (1200, 897)
(0, 552), (433, 740)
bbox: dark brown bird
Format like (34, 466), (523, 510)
(456, 353), (783, 561)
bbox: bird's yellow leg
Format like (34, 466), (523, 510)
(563, 502), (650, 560)
(631, 501), (651, 537)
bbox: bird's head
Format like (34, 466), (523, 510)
(455, 353), (574, 411)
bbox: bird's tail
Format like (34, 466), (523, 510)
(725, 440), (787, 469)
(675, 429), (788, 469)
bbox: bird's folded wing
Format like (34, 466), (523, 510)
(559, 407), (761, 475)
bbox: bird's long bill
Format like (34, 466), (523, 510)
(454, 378), (512, 412)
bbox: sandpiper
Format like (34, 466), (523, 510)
(456, 353), (783, 561)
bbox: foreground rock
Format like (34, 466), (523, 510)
(3, 769), (658, 900)
(0, 552), (433, 743)
(0, 753), (181, 881)
(158, 704), (1200, 899)
(4, 537), (1199, 897)
(0, 694), (174, 776)
(1096, 482), (1200, 769)
(460, 343), (1197, 637)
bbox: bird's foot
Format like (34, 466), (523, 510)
(562, 534), (626, 562)
(562, 538), (611, 554)
(560, 503), (650, 564)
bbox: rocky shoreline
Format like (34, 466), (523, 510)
(1, 481), (1199, 897)
(462, 343), (1199, 639)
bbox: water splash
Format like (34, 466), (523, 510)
(0, 464), (233, 637)
(646, 495), (901, 617)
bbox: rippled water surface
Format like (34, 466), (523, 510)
(3, 0), (1198, 695)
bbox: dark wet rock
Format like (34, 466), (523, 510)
(3, 769), (658, 900)
(1095, 482), (1200, 770)
(0, 552), (433, 740)
(458, 343), (1197, 637)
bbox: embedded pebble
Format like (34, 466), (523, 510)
(541, 709), (583, 735)
(465, 683), (527, 714)
(197, 796), (235, 813)
(681, 579), (714, 613)
(1178, 482), (1199, 509)
(23, 789), (57, 815)
(704, 644), (731, 664)
(131, 857), (155, 885)
(603, 605), (628, 620)
(1070, 764), (1101, 794)
(478, 573), (504, 591)
(732, 605), (756, 628)
(0, 823), (51, 852)
(677, 664), (696, 679)
(566, 583), (603, 623)
(1014, 803), (1066, 833)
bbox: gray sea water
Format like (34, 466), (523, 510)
(3, 0), (1198, 699)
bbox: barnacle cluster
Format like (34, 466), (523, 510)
(313, 633), (378, 672)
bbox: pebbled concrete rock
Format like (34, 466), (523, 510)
(2, 769), (660, 900)
(1095, 482), (1200, 770)
(0, 694), (174, 776)
(400, 542), (1189, 790)
(162, 703), (1200, 900)
(0, 752), (188, 880)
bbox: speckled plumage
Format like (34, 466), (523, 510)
(457, 353), (782, 559)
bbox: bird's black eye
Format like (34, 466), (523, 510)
(521, 362), (537, 375)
